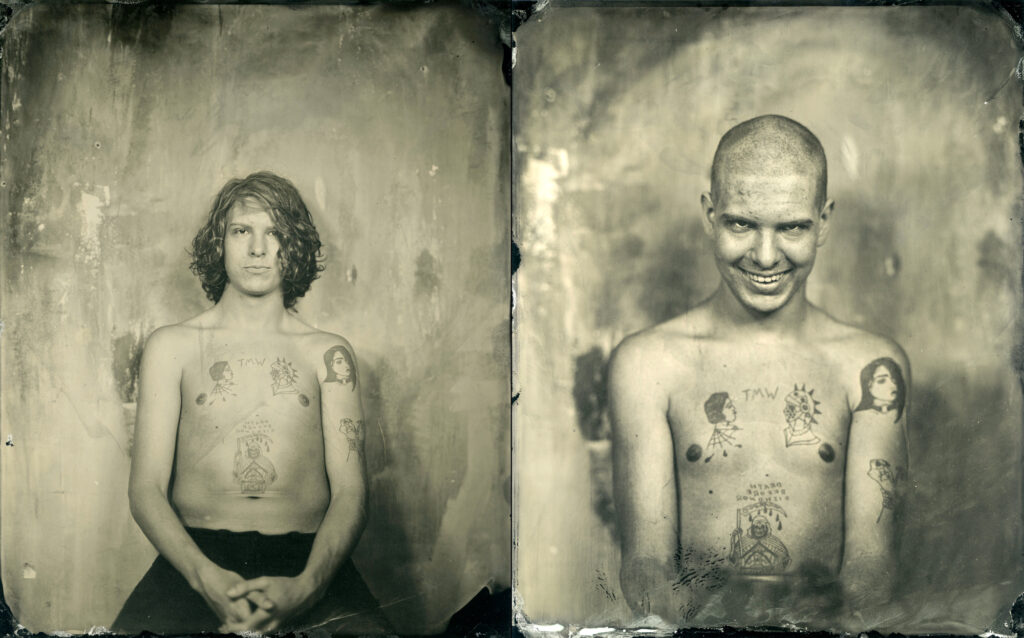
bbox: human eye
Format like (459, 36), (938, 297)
(725, 218), (753, 232)
(780, 222), (811, 234)
(230, 227), (247, 235)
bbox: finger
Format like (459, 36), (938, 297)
(246, 608), (275, 631)
(226, 577), (271, 598)
(246, 590), (276, 610)
(226, 598), (254, 622)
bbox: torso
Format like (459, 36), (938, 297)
(168, 322), (330, 534)
(633, 304), (885, 581)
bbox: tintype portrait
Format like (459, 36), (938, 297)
(0, 4), (509, 634)
(514, 4), (1022, 633)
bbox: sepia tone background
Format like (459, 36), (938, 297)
(514, 5), (1023, 633)
(0, 4), (510, 633)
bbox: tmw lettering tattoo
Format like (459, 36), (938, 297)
(236, 357), (267, 368)
(782, 384), (821, 447)
(729, 487), (791, 574)
(233, 418), (276, 495)
(270, 358), (299, 395)
(339, 418), (365, 460)
(196, 361), (236, 405)
(741, 386), (779, 401)
(855, 357), (906, 422)
(702, 392), (741, 461)
(323, 345), (357, 390)
(867, 459), (904, 523)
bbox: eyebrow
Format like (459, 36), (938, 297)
(719, 213), (815, 227)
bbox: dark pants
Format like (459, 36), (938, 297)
(112, 527), (392, 635)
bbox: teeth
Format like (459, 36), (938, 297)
(745, 271), (785, 284)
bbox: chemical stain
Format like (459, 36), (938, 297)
(414, 249), (441, 296)
(111, 331), (145, 403)
(572, 347), (608, 441)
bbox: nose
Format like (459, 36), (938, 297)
(249, 233), (267, 257)
(750, 230), (780, 269)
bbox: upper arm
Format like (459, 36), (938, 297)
(842, 340), (910, 564)
(316, 336), (367, 504)
(129, 327), (185, 499)
(608, 337), (678, 561)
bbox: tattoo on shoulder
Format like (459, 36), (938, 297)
(782, 384), (822, 447)
(855, 357), (906, 422)
(700, 392), (742, 462)
(868, 459), (905, 523)
(729, 481), (791, 575)
(196, 361), (236, 406)
(339, 418), (365, 461)
(323, 345), (358, 390)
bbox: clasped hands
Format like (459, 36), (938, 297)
(196, 564), (320, 633)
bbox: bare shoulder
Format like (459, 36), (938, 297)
(143, 322), (196, 360)
(811, 307), (911, 380)
(608, 307), (708, 399)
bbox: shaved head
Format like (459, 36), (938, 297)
(710, 115), (827, 209)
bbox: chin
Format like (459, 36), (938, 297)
(730, 286), (795, 316)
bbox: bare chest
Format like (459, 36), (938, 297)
(667, 353), (853, 472)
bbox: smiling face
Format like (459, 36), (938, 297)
(222, 200), (284, 300)
(705, 172), (829, 316)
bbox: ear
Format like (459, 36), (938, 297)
(701, 192), (716, 236)
(815, 198), (835, 247)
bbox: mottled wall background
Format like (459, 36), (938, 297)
(514, 6), (1022, 632)
(0, 5), (510, 633)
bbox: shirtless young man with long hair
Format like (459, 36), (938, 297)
(113, 172), (390, 634)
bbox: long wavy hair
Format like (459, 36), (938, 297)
(189, 172), (325, 309)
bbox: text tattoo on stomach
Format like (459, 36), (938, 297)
(233, 417), (277, 495)
(729, 480), (791, 575)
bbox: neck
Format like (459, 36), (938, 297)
(214, 286), (289, 331)
(709, 284), (813, 338)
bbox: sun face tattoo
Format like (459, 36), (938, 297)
(701, 392), (742, 462)
(782, 384), (822, 447)
(270, 357), (299, 395)
(323, 345), (357, 390)
(867, 459), (904, 523)
(855, 357), (906, 423)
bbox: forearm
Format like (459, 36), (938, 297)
(298, 490), (367, 596)
(619, 553), (677, 619)
(129, 483), (218, 589)
(840, 554), (895, 609)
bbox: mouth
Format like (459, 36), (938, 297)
(244, 266), (271, 272)
(739, 268), (792, 286)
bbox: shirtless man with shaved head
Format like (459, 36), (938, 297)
(609, 115), (909, 628)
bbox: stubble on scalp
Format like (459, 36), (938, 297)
(710, 115), (828, 209)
